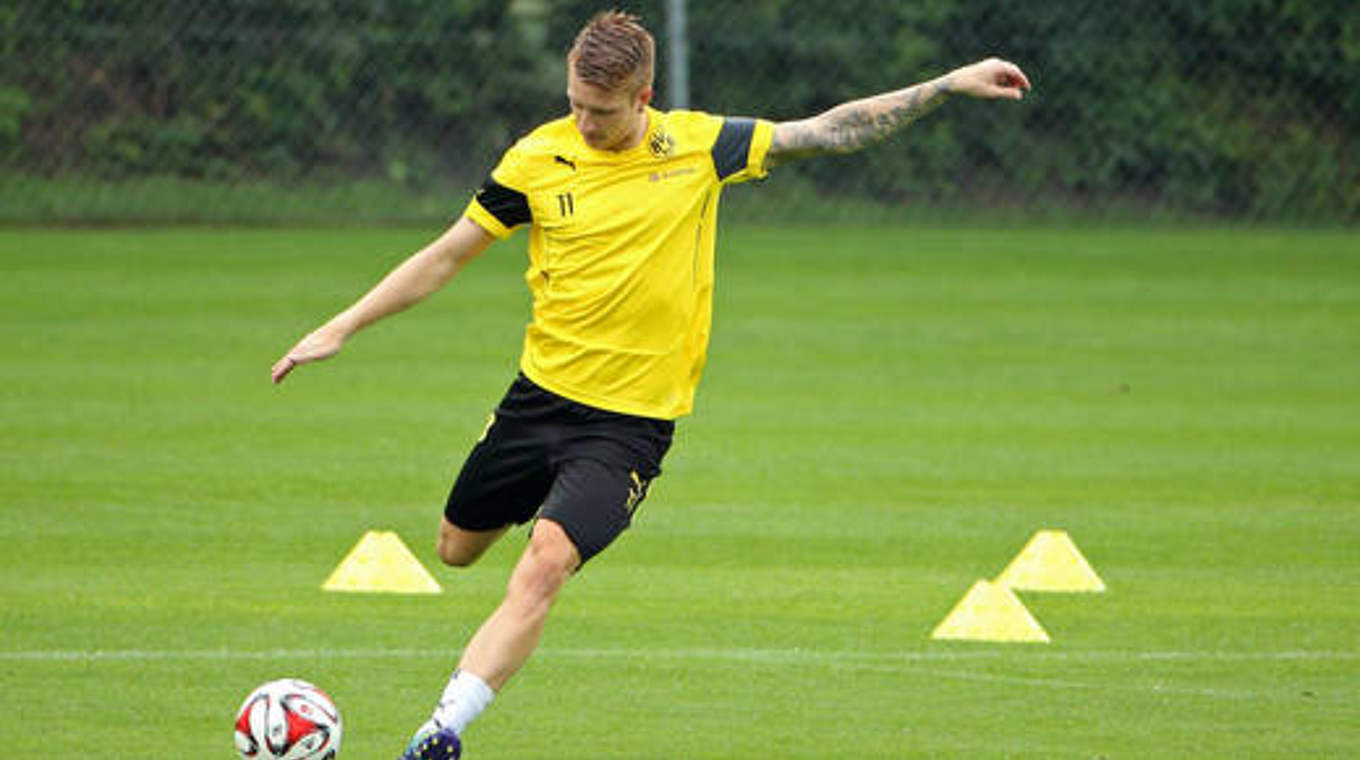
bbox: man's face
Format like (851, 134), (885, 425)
(567, 69), (650, 151)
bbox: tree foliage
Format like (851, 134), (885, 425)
(2, 0), (1355, 220)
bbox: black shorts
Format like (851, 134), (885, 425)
(444, 374), (674, 563)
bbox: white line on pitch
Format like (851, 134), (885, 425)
(0, 647), (1354, 664)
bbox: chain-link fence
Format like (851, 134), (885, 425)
(2, 0), (1356, 224)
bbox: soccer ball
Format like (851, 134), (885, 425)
(234, 678), (342, 760)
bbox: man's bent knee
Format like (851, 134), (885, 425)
(505, 520), (580, 603)
(528, 519), (581, 574)
(437, 517), (507, 567)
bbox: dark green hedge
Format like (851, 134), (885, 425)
(1, 0), (562, 185)
(2, 0), (1356, 221)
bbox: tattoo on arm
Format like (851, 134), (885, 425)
(768, 77), (952, 167)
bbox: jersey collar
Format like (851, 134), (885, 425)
(573, 107), (664, 160)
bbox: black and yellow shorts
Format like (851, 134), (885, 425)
(444, 374), (674, 563)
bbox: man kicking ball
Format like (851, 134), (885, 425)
(272, 11), (1030, 758)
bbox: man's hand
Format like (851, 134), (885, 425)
(945, 57), (1031, 100)
(271, 324), (347, 384)
(268, 216), (497, 387)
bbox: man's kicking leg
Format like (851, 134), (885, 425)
(401, 519), (580, 760)
(454, 519), (580, 689)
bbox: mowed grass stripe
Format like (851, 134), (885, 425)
(7, 648), (1351, 711)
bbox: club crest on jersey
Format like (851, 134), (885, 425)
(648, 130), (675, 158)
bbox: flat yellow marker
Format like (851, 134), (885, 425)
(322, 530), (442, 594)
(931, 579), (1050, 643)
(995, 529), (1107, 592)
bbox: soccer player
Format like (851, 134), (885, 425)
(271, 11), (1030, 760)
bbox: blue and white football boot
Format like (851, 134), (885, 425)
(398, 725), (462, 760)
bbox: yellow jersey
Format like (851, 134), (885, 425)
(463, 107), (774, 419)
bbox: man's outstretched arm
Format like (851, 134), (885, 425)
(766, 57), (1031, 167)
(270, 216), (496, 384)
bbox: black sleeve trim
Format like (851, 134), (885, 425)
(712, 118), (756, 181)
(475, 178), (531, 228)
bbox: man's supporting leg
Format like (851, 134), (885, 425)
(436, 517), (509, 568)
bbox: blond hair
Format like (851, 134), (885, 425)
(568, 11), (655, 93)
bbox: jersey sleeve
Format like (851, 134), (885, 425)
(463, 146), (534, 239)
(711, 117), (775, 185)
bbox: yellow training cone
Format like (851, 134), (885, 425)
(930, 579), (1050, 643)
(995, 529), (1106, 592)
(322, 530), (442, 594)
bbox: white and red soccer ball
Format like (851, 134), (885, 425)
(234, 678), (342, 760)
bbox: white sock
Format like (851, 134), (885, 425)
(425, 669), (495, 736)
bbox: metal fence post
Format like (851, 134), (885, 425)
(667, 0), (690, 109)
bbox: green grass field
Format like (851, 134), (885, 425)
(2, 225), (1357, 758)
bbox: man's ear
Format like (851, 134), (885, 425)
(635, 86), (654, 110)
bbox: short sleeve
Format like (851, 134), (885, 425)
(465, 178), (529, 239)
(711, 117), (776, 185)
(462, 146), (534, 239)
